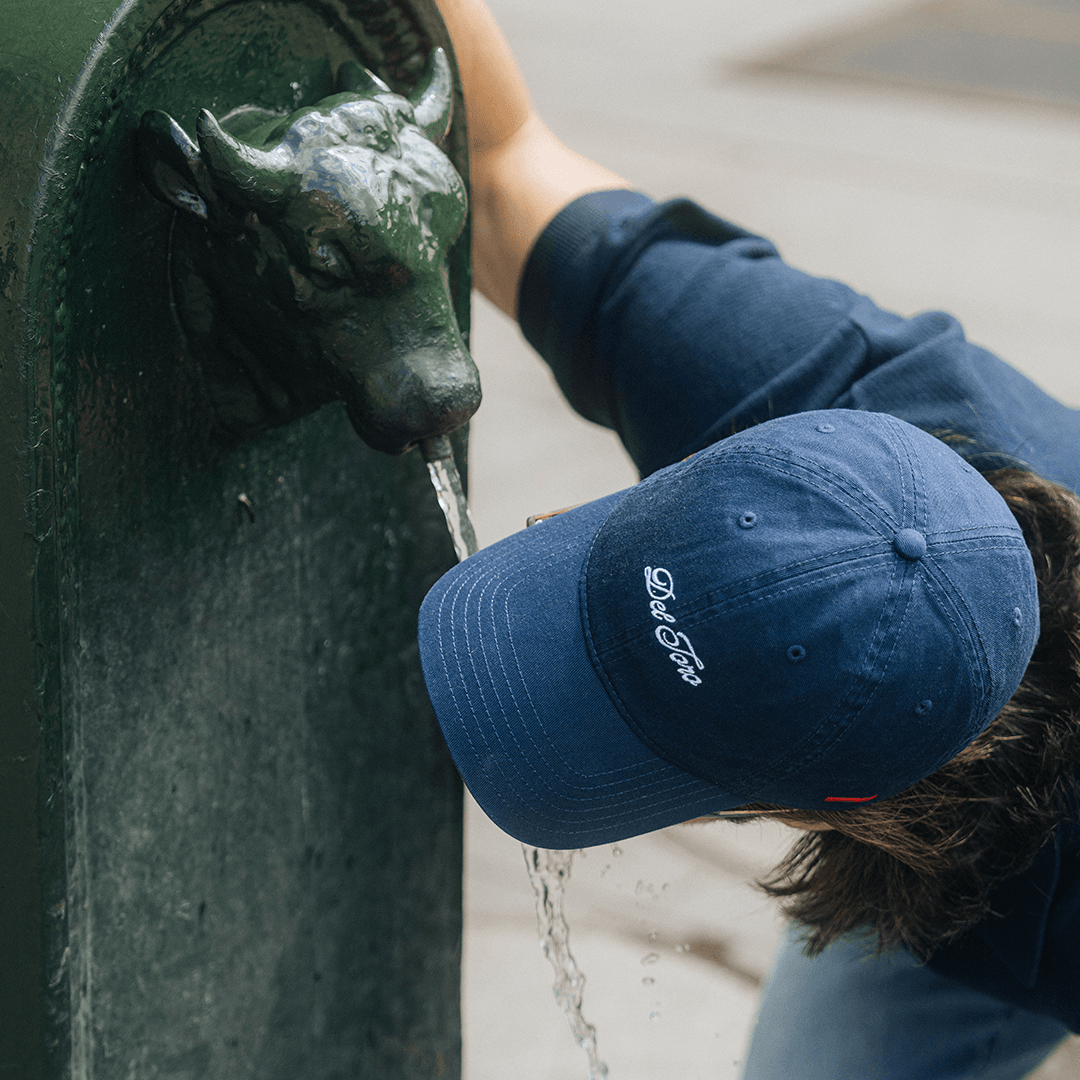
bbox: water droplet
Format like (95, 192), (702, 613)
(641, 976), (655, 986)
(612, 845), (623, 858)
(641, 952), (659, 965)
(649, 1010), (661, 1022)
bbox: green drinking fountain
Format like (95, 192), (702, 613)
(0, 1), (476, 1075)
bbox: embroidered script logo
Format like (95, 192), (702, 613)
(644, 567), (703, 686)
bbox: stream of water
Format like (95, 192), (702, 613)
(420, 435), (609, 1080)
(422, 435), (478, 562)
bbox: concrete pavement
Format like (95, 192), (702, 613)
(460, 0), (1080, 1074)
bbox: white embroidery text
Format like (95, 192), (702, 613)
(644, 566), (703, 686)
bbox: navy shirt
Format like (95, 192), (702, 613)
(517, 189), (1080, 1031)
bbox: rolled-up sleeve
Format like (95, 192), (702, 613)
(518, 191), (1080, 488)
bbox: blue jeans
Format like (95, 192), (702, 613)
(741, 924), (1069, 1080)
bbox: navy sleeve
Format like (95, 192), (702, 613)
(518, 192), (1080, 490)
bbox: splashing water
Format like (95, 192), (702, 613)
(524, 847), (610, 1080)
(419, 435), (609, 1080)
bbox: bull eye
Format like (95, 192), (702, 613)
(311, 243), (351, 285)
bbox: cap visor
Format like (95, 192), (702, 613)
(419, 490), (735, 848)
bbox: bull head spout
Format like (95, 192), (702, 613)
(136, 49), (480, 455)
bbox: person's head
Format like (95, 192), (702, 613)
(720, 467), (1080, 958)
(419, 410), (1041, 853)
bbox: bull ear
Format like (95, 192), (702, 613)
(137, 110), (209, 220)
(196, 110), (295, 212)
(337, 60), (392, 95)
(409, 48), (453, 143)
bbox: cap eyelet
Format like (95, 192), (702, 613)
(816, 423), (836, 433)
(1012, 607), (1023, 628)
(915, 699), (933, 716)
(738, 511), (757, 529)
(786, 644), (806, 663)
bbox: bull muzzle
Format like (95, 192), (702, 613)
(343, 340), (481, 456)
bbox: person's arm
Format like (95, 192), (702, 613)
(435, 0), (630, 317)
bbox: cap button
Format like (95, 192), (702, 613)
(894, 528), (927, 561)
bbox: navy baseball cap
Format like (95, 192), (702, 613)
(418, 410), (1039, 849)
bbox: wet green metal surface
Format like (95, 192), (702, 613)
(1, 1), (469, 1076)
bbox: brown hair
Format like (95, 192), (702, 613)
(721, 469), (1080, 961)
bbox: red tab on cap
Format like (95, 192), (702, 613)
(824, 795), (878, 803)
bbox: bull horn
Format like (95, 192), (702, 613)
(338, 60), (392, 95)
(409, 48), (453, 143)
(196, 110), (296, 210)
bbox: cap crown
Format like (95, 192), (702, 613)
(582, 411), (1039, 808)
